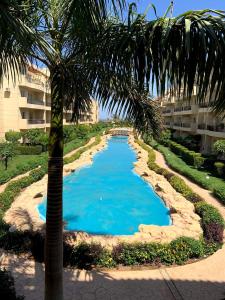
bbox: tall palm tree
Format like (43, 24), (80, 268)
(0, 1), (225, 300)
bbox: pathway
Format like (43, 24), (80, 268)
(1, 144), (225, 300)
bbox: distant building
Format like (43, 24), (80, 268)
(0, 65), (99, 138)
(160, 87), (225, 154)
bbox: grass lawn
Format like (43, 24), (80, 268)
(156, 143), (225, 204)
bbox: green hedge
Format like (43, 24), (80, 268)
(168, 140), (205, 169)
(0, 155), (47, 185)
(15, 145), (43, 155)
(137, 139), (224, 244)
(154, 143), (225, 205)
(214, 162), (225, 177)
(0, 125), (106, 185)
(64, 136), (101, 164)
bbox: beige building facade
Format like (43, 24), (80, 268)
(0, 65), (99, 138)
(160, 88), (225, 154)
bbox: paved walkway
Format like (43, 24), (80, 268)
(1, 146), (225, 300)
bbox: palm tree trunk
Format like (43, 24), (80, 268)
(45, 65), (64, 300)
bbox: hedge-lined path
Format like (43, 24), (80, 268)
(1, 248), (225, 300)
(154, 148), (225, 218)
(0, 137), (96, 194)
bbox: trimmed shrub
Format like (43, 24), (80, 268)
(64, 135), (101, 165)
(214, 162), (225, 177)
(168, 140), (205, 169)
(195, 201), (225, 243)
(16, 145), (42, 155)
(0, 269), (24, 300)
(69, 242), (106, 269)
(214, 186), (225, 203)
(170, 237), (204, 264)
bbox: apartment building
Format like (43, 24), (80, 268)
(0, 65), (99, 138)
(160, 88), (225, 154)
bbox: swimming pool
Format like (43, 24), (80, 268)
(38, 136), (170, 235)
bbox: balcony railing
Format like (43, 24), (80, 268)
(27, 119), (45, 124)
(173, 123), (191, 128)
(182, 123), (191, 128)
(183, 106), (191, 111)
(162, 109), (172, 114)
(198, 124), (206, 130)
(174, 107), (182, 112)
(26, 75), (45, 87)
(174, 106), (191, 112)
(198, 124), (225, 132)
(27, 98), (44, 106)
(199, 102), (210, 108)
(207, 124), (225, 132)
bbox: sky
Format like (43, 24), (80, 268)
(99, 0), (225, 119)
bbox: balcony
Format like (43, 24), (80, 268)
(173, 105), (192, 115)
(173, 122), (192, 131)
(197, 123), (225, 138)
(19, 97), (45, 110)
(19, 75), (45, 92)
(164, 122), (172, 128)
(162, 109), (173, 116)
(27, 98), (44, 106)
(19, 119), (45, 129)
(28, 119), (45, 124)
(198, 102), (212, 113)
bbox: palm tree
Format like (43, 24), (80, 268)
(0, 1), (225, 300)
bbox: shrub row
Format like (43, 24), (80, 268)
(15, 145), (43, 155)
(1, 230), (220, 269)
(64, 135), (101, 165)
(0, 125), (106, 185)
(0, 155), (47, 185)
(168, 140), (205, 169)
(154, 142), (225, 204)
(137, 139), (225, 244)
(195, 201), (225, 243)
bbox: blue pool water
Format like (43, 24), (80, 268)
(38, 136), (170, 235)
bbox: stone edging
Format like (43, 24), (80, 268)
(3, 135), (110, 232)
(3, 134), (202, 247)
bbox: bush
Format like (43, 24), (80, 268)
(5, 131), (22, 144)
(168, 175), (202, 203)
(16, 145), (43, 155)
(168, 141), (205, 169)
(153, 143), (225, 204)
(64, 136), (101, 165)
(214, 186), (225, 202)
(0, 269), (24, 300)
(69, 242), (106, 269)
(214, 162), (225, 177)
(170, 237), (204, 264)
(195, 201), (225, 243)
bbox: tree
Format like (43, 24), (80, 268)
(1, 1), (225, 300)
(0, 143), (15, 170)
(213, 140), (225, 156)
(5, 131), (22, 144)
(36, 132), (49, 152)
(158, 129), (171, 145)
(22, 129), (43, 145)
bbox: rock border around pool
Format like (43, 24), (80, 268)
(3, 135), (110, 232)
(3, 134), (202, 247)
